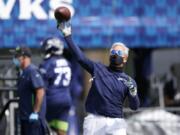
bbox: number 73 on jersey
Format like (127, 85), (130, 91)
(54, 59), (71, 87)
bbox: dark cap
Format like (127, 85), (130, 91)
(10, 46), (32, 58)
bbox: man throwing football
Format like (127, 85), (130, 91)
(57, 21), (140, 135)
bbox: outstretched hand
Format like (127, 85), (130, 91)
(57, 21), (71, 37)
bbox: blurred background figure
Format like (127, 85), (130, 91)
(40, 37), (72, 135)
(164, 64), (180, 107)
(12, 46), (46, 135)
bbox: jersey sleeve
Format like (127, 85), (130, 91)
(64, 35), (94, 74)
(127, 79), (140, 110)
(30, 68), (45, 90)
(39, 63), (49, 86)
(39, 60), (55, 87)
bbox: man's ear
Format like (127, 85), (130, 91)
(123, 56), (128, 63)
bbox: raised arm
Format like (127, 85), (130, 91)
(57, 22), (94, 74)
(64, 35), (94, 73)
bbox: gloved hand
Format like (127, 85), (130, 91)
(123, 78), (137, 97)
(57, 21), (71, 37)
(29, 112), (39, 122)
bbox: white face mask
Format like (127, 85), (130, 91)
(13, 58), (20, 67)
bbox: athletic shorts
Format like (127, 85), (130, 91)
(83, 113), (127, 135)
(46, 105), (70, 132)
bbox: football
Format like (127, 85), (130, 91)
(54, 7), (71, 22)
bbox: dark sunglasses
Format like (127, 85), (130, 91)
(110, 50), (124, 56)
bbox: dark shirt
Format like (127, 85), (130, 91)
(17, 64), (46, 120)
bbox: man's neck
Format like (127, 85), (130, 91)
(109, 64), (124, 72)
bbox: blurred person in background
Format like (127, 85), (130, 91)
(12, 46), (46, 135)
(164, 64), (180, 107)
(40, 37), (72, 135)
(57, 21), (140, 135)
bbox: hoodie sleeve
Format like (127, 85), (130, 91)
(64, 35), (94, 74)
